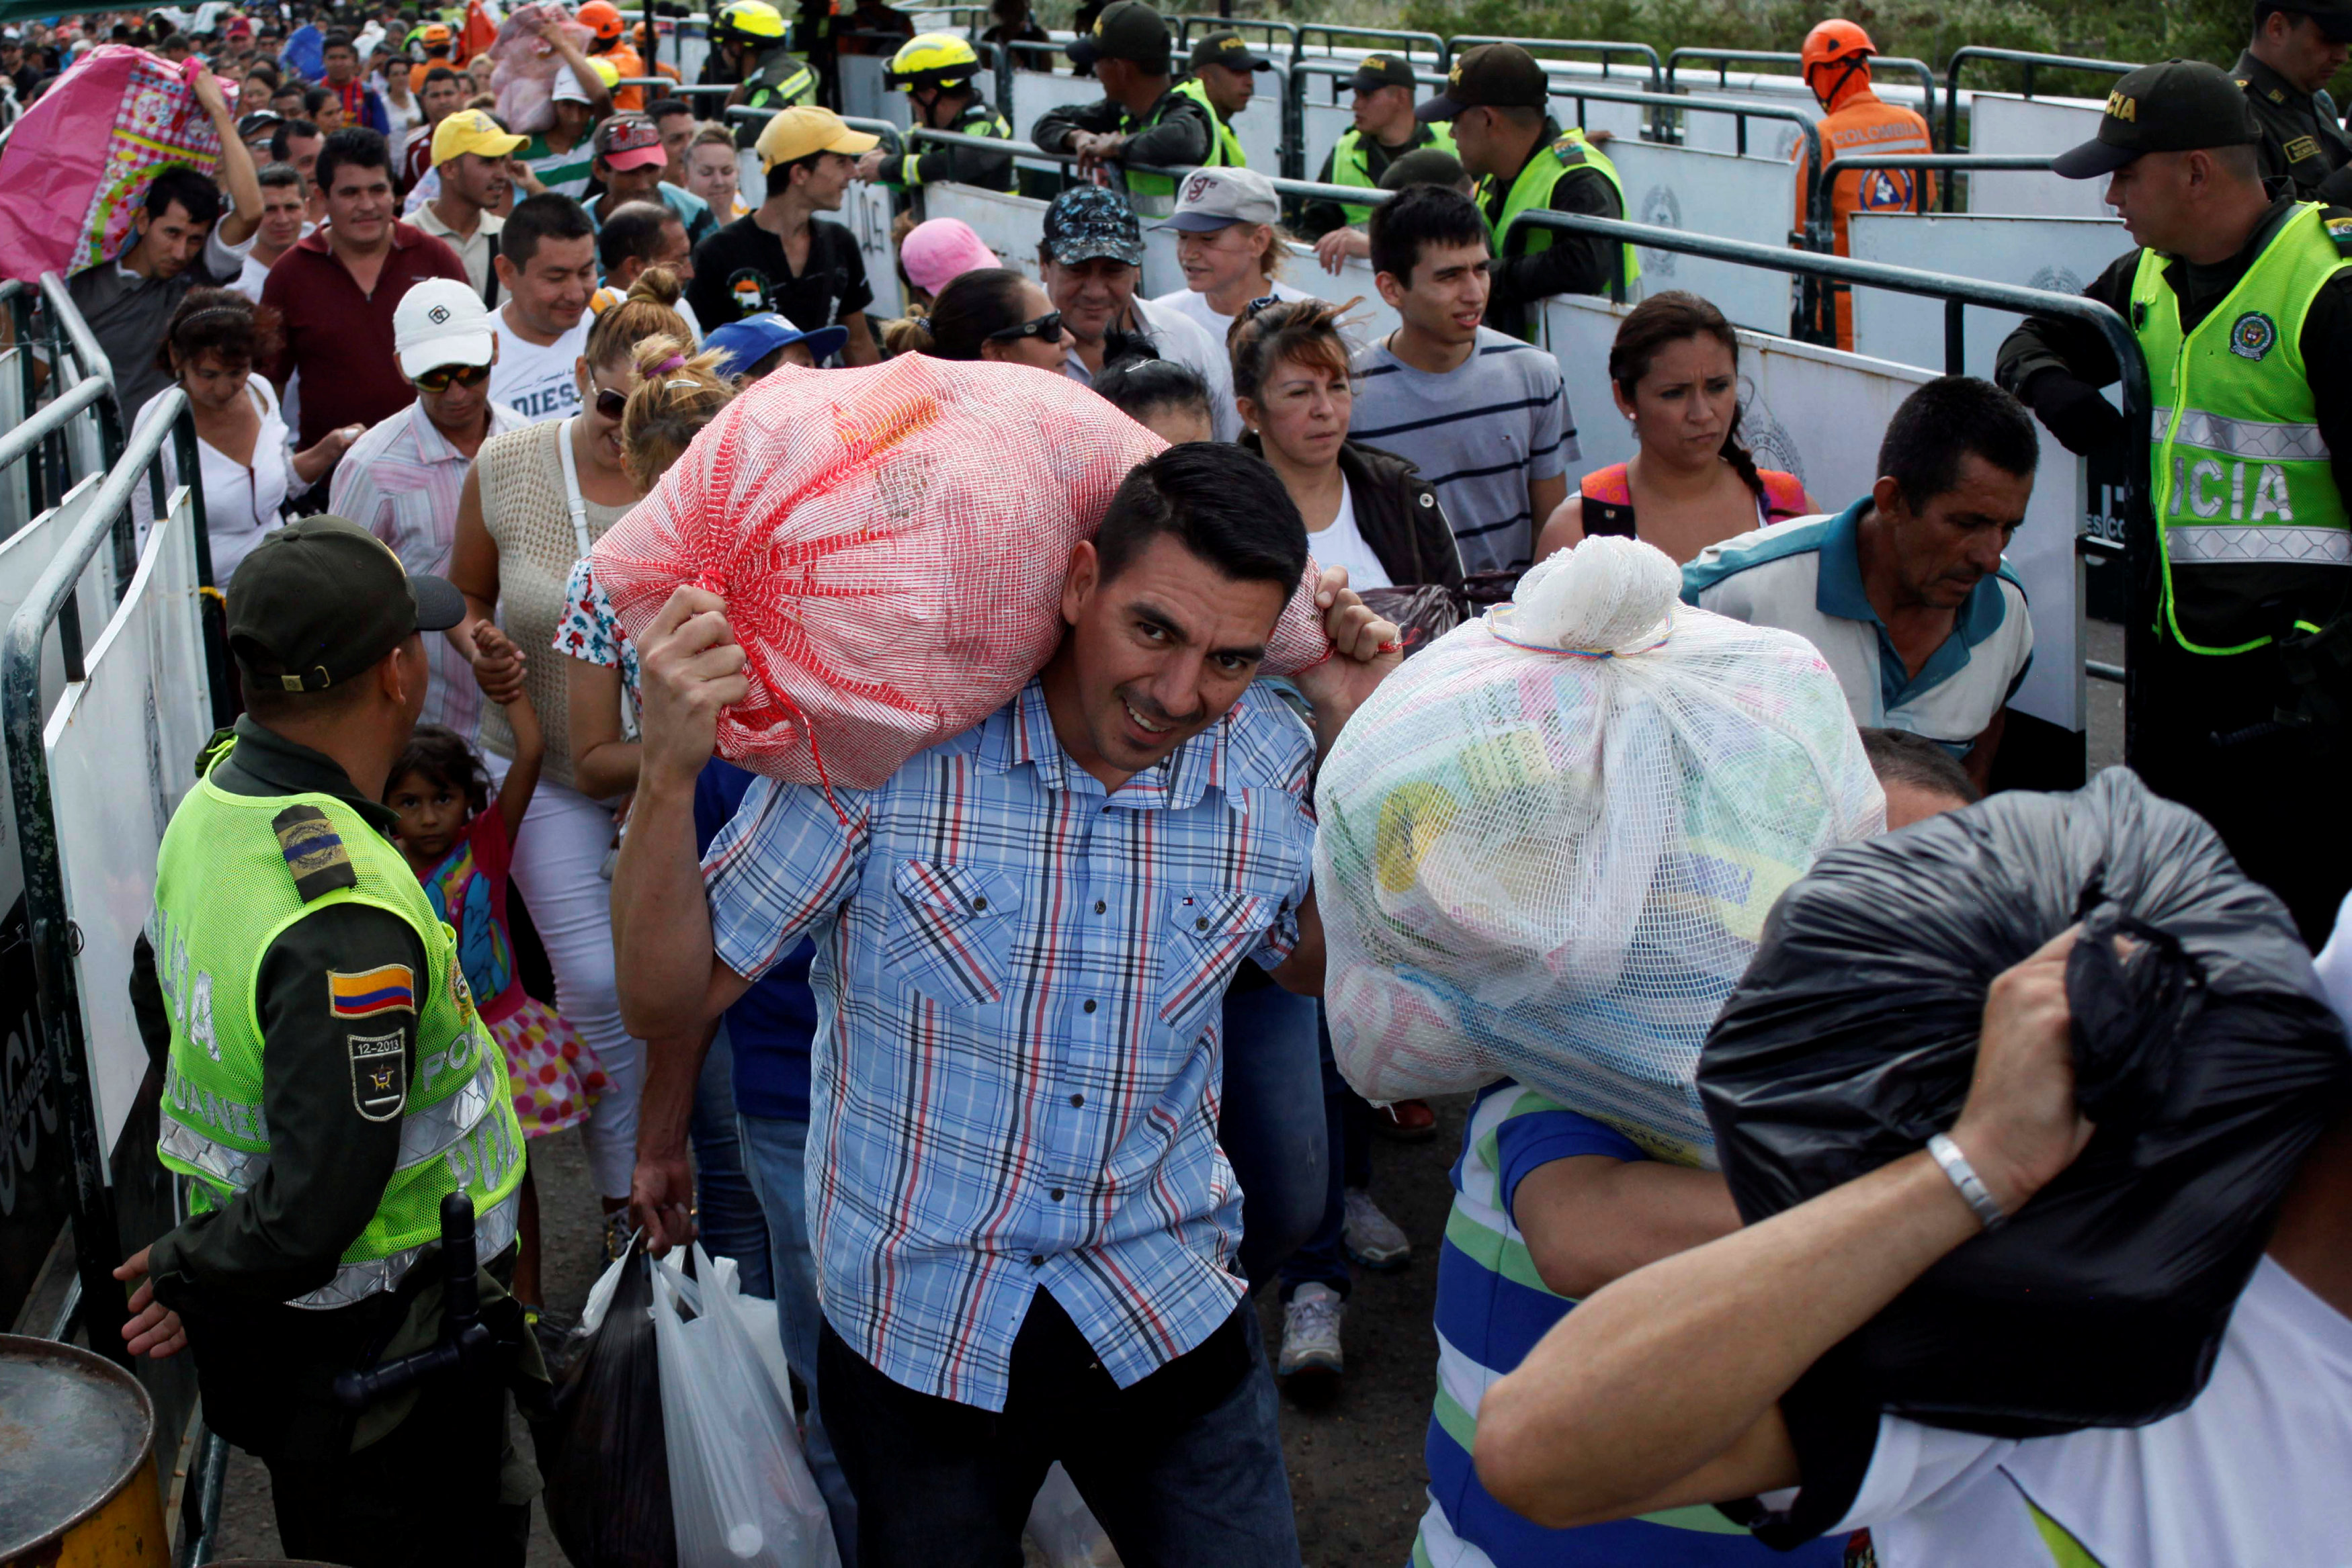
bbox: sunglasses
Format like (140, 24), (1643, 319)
(591, 386), (629, 420)
(987, 310), (1064, 344)
(411, 361), (491, 392)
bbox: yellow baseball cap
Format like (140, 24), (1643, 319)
(754, 105), (880, 173)
(433, 108), (526, 167)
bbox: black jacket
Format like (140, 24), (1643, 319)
(1244, 434), (1464, 592)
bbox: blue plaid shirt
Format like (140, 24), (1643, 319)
(702, 677), (1318, 1409)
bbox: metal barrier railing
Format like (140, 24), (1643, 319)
(1802, 152), (2062, 347)
(907, 122), (1407, 215)
(1173, 14), (1301, 52)
(1507, 203), (2151, 754)
(1664, 46), (1939, 138)
(1294, 23), (1447, 69)
(615, 77), (734, 99)
(726, 103), (903, 155)
(1942, 45), (2136, 153)
(1447, 36), (1663, 91)
(0, 276), (129, 553)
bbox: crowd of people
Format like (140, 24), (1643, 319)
(26, 4), (2352, 1568)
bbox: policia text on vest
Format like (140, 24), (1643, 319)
(1998, 62), (2352, 947)
(120, 520), (544, 1568)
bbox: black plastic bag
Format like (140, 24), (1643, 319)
(540, 1242), (677, 1567)
(1697, 768), (2352, 1437)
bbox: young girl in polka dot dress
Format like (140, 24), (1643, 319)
(386, 623), (605, 1315)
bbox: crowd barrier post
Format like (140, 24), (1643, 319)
(1804, 152), (2060, 340)
(1507, 204), (2153, 764)
(1445, 36), (1663, 92)
(1942, 46), (2136, 154)
(1663, 46), (1937, 137)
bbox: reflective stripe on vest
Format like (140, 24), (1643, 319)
(1172, 77), (1244, 167)
(900, 104), (1009, 188)
(2133, 202), (2352, 654)
(294, 1189), (522, 1311)
(152, 776), (526, 1305)
(1483, 128), (1640, 337)
(1330, 123), (1458, 226)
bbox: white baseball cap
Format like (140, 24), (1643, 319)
(1155, 165), (1281, 232)
(394, 278), (495, 379)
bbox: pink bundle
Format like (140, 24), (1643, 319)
(591, 355), (1333, 789)
(489, 3), (594, 134)
(0, 48), (222, 281)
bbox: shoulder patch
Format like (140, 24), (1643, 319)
(348, 1030), (407, 1122)
(1549, 136), (1587, 166)
(273, 804), (357, 902)
(2285, 134), (2321, 165)
(2325, 213), (2352, 253)
(329, 964), (417, 1020)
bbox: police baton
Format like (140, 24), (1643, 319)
(332, 1190), (497, 1410)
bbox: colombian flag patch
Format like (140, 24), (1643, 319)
(329, 965), (417, 1019)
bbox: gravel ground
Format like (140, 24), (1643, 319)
(208, 1097), (1469, 1568)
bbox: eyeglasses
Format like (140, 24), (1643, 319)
(410, 361), (492, 392)
(592, 387), (629, 420)
(986, 310), (1063, 344)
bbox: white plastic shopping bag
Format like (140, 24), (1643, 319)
(1023, 1463), (1119, 1567)
(650, 1244), (840, 1567)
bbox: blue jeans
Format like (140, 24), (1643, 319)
(689, 1023), (773, 1299)
(819, 1295), (1300, 1568)
(736, 1110), (860, 1561)
(1215, 984), (1327, 1290)
(1277, 1012), (1368, 1302)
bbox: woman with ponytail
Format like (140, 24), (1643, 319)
(1536, 290), (1816, 566)
(878, 265), (1068, 369)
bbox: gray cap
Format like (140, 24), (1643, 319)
(1154, 165), (1280, 232)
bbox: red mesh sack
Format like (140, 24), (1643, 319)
(591, 355), (1334, 789)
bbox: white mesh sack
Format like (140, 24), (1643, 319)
(1316, 535), (1886, 1167)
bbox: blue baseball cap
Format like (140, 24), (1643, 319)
(705, 312), (849, 376)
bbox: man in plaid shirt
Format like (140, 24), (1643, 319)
(615, 443), (1398, 1565)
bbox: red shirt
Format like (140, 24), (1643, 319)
(260, 221), (467, 448)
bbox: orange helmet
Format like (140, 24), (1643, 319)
(1801, 19), (1876, 73)
(577, 1), (625, 44)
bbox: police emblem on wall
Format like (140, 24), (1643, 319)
(1639, 185), (1681, 277)
(2029, 265), (2086, 296)
(2229, 311), (2278, 362)
(1736, 375), (1805, 488)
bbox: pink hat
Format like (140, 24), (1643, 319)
(898, 218), (1001, 296)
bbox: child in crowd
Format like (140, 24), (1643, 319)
(385, 623), (605, 1323)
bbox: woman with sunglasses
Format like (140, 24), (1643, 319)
(448, 269), (691, 1252)
(134, 288), (361, 580)
(878, 265), (1069, 370)
(329, 276), (530, 741)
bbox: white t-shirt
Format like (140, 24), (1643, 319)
(1814, 1256), (2352, 1567)
(489, 310), (591, 425)
(132, 378), (297, 579)
(1146, 277), (1314, 357)
(1306, 476), (1391, 591)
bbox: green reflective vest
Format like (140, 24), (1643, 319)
(1119, 91), (1202, 209)
(1171, 77), (1245, 168)
(2134, 202), (2352, 655)
(893, 101), (1011, 189)
(153, 776), (524, 1309)
(734, 46), (817, 147)
(1481, 128), (1640, 331)
(1329, 122), (1458, 226)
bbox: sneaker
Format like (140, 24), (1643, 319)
(1343, 1188), (1412, 1270)
(1371, 1098), (1438, 1142)
(1278, 1282), (1345, 1386)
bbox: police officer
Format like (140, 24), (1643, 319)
(2234, 1), (2352, 202)
(857, 32), (1015, 192)
(1299, 54), (1457, 241)
(1996, 60), (2352, 945)
(114, 518), (540, 1567)
(1173, 28), (1275, 168)
(1417, 42), (1634, 343)
(709, 0), (816, 150)
(1030, 0), (1213, 213)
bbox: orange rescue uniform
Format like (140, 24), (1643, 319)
(1792, 84), (1937, 349)
(600, 41), (648, 111)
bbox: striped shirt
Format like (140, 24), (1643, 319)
(1349, 329), (1576, 578)
(1415, 1083), (1846, 1568)
(329, 398), (529, 742)
(702, 677), (1318, 1410)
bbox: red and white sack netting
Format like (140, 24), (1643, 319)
(591, 355), (1333, 789)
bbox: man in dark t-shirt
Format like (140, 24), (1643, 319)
(686, 105), (879, 361)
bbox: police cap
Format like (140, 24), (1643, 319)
(2052, 59), (2264, 179)
(227, 518), (466, 693)
(1417, 44), (1550, 122)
